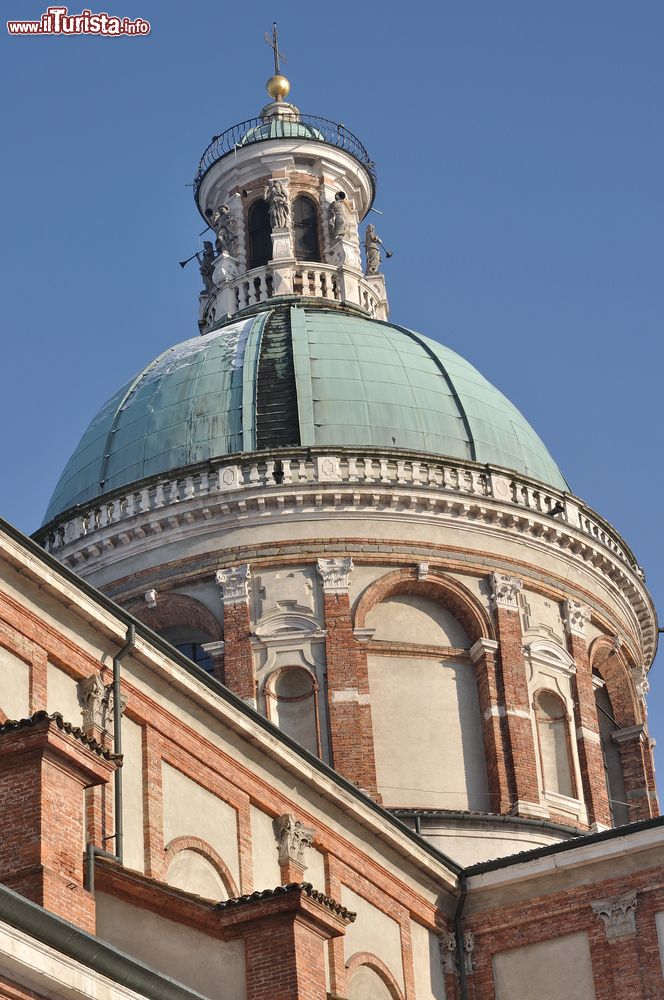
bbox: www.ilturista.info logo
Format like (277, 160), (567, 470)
(7, 6), (150, 35)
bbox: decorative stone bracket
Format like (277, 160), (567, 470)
(591, 891), (637, 940)
(274, 813), (316, 870)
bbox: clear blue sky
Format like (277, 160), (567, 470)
(2, 2), (663, 770)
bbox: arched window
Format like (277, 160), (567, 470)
(248, 198), (272, 268)
(292, 195), (321, 262)
(535, 690), (575, 798)
(159, 626), (213, 673)
(595, 683), (629, 825)
(265, 666), (320, 756)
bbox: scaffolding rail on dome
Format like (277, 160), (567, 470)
(194, 113), (377, 199)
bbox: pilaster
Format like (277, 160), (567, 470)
(215, 565), (256, 706)
(0, 712), (116, 933)
(612, 725), (657, 822)
(469, 638), (511, 813)
(563, 600), (612, 828)
(489, 573), (542, 815)
(317, 558), (379, 798)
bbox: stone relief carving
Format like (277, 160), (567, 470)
(78, 673), (126, 735)
(438, 931), (476, 977)
(462, 931), (476, 975)
(144, 588), (157, 609)
(215, 564), (251, 604)
(316, 557), (354, 594)
(264, 179), (290, 229)
(274, 813), (315, 869)
(256, 571), (315, 619)
(563, 599), (592, 638)
(591, 891), (637, 940)
(416, 561), (429, 581)
(489, 572), (523, 611)
(439, 933), (458, 975)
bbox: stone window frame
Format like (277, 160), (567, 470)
(525, 638), (587, 821)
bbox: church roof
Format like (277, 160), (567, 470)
(43, 306), (568, 523)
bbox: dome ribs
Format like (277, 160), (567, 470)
(255, 307), (301, 450)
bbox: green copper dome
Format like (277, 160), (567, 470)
(42, 307), (568, 523)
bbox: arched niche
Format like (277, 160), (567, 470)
(594, 680), (629, 826)
(264, 664), (321, 756)
(164, 836), (238, 901)
(292, 194), (321, 261)
(127, 592), (222, 641)
(533, 688), (576, 799)
(346, 954), (404, 1000)
(365, 593), (469, 647)
(126, 593), (222, 672)
(589, 637), (641, 728)
(248, 198), (272, 268)
(354, 569), (493, 646)
(356, 570), (490, 811)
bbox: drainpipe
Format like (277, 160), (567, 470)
(85, 625), (135, 892)
(454, 870), (470, 1000)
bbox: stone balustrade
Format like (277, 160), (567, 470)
(200, 262), (387, 329)
(36, 450), (638, 573)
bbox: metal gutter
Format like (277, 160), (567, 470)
(392, 808), (581, 839)
(464, 814), (664, 876)
(0, 882), (208, 1000)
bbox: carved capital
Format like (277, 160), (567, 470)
(591, 891), (637, 940)
(563, 599), (591, 638)
(439, 933), (457, 976)
(316, 557), (354, 594)
(631, 665), (650, 699)
(78, 673), (126, 736)
(274, 814), (315, 869)
(215, 564), (251, 604)
(462, 931), (476, 975)
(489, 572), (522, 612)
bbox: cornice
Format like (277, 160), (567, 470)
(33, 449), (656, 664)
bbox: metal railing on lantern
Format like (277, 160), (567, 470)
(193, 114), (377, 198)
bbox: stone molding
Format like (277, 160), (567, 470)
(563, 599), (592, 637)
(316, 557), (354, 594)
(274, 813), (316, 869)
(490, 572), (523, 612)
(215, 564), (251, 604)
(611, 723), (646, 746)
(591, 891), (637, 940)
(35, 450), (654, 664)
(469, 637), (499, 663)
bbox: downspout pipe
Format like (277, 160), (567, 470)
(85, 625), (135, 892)
(112, 624), (135, 865)
(454, 871), (470, 1000)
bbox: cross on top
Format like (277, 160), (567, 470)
(264, 22), (286, 75)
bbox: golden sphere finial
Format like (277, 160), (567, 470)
(266, 74), (291, 101)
